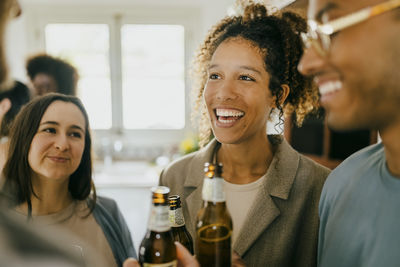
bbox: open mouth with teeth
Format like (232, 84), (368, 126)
(215, 108), (245, 124)
(319, 81), (343, 96)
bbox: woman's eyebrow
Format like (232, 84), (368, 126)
(70, 125), (85, 132)
(208, 64), (261, 75)
(239, 65), (261, 75)
(39, 121), (85, 132)
(39, 121), (59, 126)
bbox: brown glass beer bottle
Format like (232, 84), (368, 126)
(139, 186), (177, 267)
(168, 195), (194, 255)
(196, 162), (232, 267)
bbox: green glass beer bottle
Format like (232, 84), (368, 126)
(196, 162), (232, 267)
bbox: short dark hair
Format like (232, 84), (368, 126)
(2, 93), (95, 216)
(26, 54), (78, 96)
(0, 80), (31, 137)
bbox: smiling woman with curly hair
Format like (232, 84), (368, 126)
(160, 1), (330, 266)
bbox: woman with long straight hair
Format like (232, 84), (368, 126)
(2, 93), (136, 267)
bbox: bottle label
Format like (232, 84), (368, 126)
(143, 260), (177, 267)
(202, 177), (225, 202)
(148, 205), (170, 232)
(169, 207), (185, 227)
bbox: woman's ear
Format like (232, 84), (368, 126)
(279, 84), (290, 106)
(271, 84), (290, 108)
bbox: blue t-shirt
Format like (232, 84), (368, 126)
(318, 143), (400, 267)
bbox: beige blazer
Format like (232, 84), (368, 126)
(160, 137), (330, 267)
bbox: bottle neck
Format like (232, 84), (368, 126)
(148, 203), (171, 232)
(202, 177), (226, 202)
(169, 206), (185, 227)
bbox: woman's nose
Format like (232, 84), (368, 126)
(216, 80), (238, 101)
(54, 135), (69, 151)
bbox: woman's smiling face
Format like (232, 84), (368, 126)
(28, 100), (86, 182)
(204, 38), (275, 145)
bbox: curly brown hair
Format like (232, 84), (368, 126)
(191, 0), (319, 147)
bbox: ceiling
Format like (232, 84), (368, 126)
(20, 0), (301, 9)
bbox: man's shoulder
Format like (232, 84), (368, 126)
(321, 143), (384, 201)
(330, 142), (383, 181)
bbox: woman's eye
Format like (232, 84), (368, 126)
(43, 128), (56, 134)
(209, 73), (220, 80)
(239, 75), (255, 81)
(70, 132), (82, 138)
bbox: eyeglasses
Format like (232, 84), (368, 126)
(301, 0), (400, 56)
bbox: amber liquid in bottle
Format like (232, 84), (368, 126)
(196, 163), (232, 267)
(139, 186), (177, 267)
(168, 195), (194, 255)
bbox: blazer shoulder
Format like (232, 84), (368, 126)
(164, 152), (197, 175)
(161, 139), (219, 184)
(296, 153), (331, 189)
(159, 151), (198, 187)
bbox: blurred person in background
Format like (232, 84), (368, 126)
(298, 0), (400, 266)
(0, 0), (19, 90)
(159, 1), (330, 266)
(0, 0), (84, 266)
(26, 53), (78, 96)
(0, 79), (30, 173)
(2, 93), (136, 267)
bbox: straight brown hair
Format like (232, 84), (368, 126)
(2, 93), (96, 217)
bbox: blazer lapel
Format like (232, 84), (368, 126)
(233, 137), (300, 256)
(233, 186), (280, 256)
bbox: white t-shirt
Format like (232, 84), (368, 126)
(223, 173), (267, 244)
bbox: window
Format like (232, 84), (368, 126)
(45, 23), (112, 129)
(26, 6), (199, 148)
(121, 24), (185, 129)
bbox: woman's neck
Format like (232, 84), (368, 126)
(18, 176), (73, 216)
(217, 134), (274, 184)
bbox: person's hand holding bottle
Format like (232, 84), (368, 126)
(123, 242), (199, 267)
(123, 242), (246, 267)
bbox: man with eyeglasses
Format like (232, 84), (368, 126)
(298, 0), (400, 266)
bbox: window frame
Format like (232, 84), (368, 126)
(24, 4), (200, 149)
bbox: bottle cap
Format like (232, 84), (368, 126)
(204, 162), (216, 178)
(168, 195), (181, 208)
(151, 186), (170, 204)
